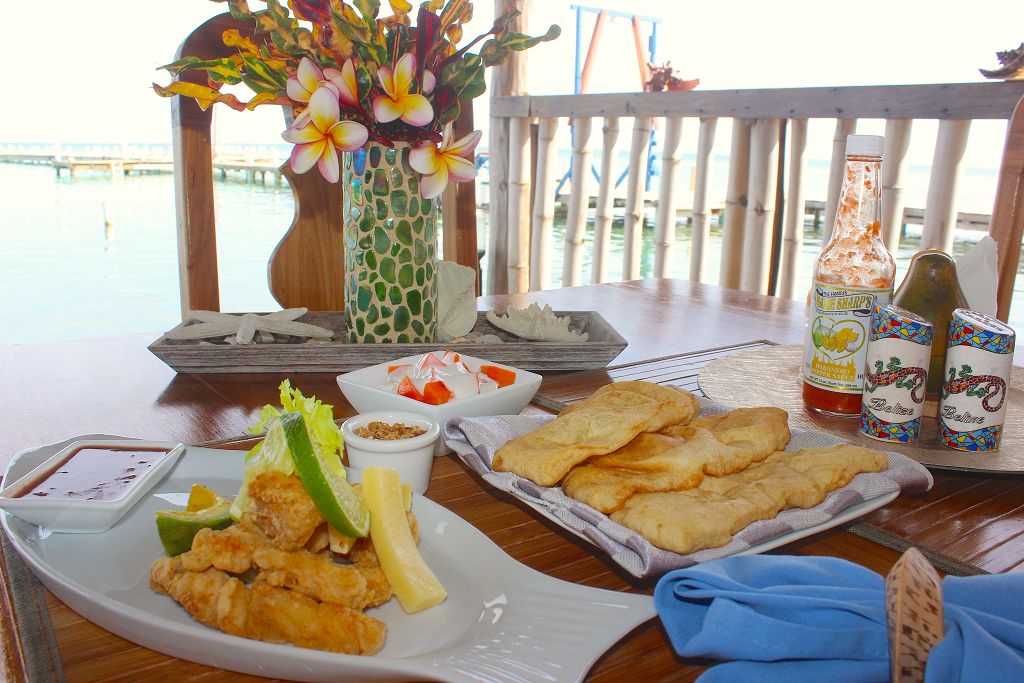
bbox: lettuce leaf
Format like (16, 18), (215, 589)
(231, 380), (346, 521)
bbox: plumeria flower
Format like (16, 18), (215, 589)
(282, 84), (368, 183)
(409, 125), (482, 199)
(287, 57), (359, 125)
(372, 53), (433, 126)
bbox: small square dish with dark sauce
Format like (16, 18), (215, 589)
(0, 439), (185, 533)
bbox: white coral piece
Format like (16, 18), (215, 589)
(485, 304), (589, 342)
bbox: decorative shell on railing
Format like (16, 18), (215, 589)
(980, 43), (1024, 80)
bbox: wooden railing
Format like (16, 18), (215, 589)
(485, 81), (1024, 317)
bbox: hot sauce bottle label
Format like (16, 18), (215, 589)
(803, 282), (891, 394)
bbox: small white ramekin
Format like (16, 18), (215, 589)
(341, 411), (441, 494)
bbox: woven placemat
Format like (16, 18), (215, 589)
(699, 344), (1024, 474)
(1, 528), (65, 682)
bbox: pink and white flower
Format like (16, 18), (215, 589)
(282, 84), (368, 183)
(409, 124), (481, 198)
(286, 56), (359, 107)
(372, 53), (433, 126)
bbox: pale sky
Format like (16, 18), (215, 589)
(2, 0), (1022, 166)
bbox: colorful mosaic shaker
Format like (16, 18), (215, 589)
(938, 308), (1015, 452)
(860, 304), (932, 443)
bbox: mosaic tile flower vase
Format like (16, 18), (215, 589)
(343, 142), (438, 343)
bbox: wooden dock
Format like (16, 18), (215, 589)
(0, 150), (285, 183)
(1, 149), (992, 231)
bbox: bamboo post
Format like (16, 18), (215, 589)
(654, 117), (684, 277)
(623, 116), (653, 280)
(592, 117), (620, 284)
(563, 116), (594, 286)
(881, 119), (913, 254)
(740, 118), (781, 294)
(824, 118), (857, 242)
(923, 119), (971, 253)
(779, 118), (807, 300)
(530, 117), (558, 291)
(690, 117), (717, 282)
(720, 119), (751, 289)
(992, 95), (1024, 321)
(506, 116), (531, 292)
(487, 118), (510, 295)
(486, 0), (529, 295)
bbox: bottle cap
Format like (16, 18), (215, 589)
(846, 134), (884, 157)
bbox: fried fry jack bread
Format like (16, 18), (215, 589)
(563, 407), (791, 513)
(610, 444), (888, 554)
(493, 382), (700, 486)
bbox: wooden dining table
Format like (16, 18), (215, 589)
(1, 277), (1022, 683)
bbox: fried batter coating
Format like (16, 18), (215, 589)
(180, 524), (262, 574)
(151, 556), (386, 655)
(253, 546), (370, 609)
(304, 524), (330, 554)
(243, 472), (324, 551)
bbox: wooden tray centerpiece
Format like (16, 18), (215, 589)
(149, 311), (627, 373)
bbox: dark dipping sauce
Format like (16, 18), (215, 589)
(19, 446), (171, 502)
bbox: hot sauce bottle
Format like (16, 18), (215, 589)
(803, 135), (895, 415)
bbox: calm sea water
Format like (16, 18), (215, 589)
(0, 157), (1018, 345)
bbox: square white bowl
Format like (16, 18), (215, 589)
(0, 439), (185, 533)
(337, 352), (542, 447)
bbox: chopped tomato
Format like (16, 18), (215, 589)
(396, 376), (424, 402)
(441, 350), (461, 364)
(480, 365), (516, 388)
(387, 363), (411, 374)
(421, 380), (453, 405)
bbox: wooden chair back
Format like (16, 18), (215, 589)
(171, 13), (478, 316)
(991, 93), (1024, 321)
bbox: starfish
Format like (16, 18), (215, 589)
(166, 308), (334, 345)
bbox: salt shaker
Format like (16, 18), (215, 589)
(938, 309), (1015, 452)
(860, 304), (932, 443)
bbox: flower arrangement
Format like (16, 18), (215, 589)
(155, 0), (558, 196)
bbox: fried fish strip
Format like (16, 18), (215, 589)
(180, 524), (263, 574)
(253, 546), (370, 609)
(243, 471), (324, 551)
(563, 407), (791, 513)
(610, 445), (888, 554)
(493, 382), (700, 486)
(151, 556), (386, 655)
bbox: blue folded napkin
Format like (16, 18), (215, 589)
(654, 555), (1024, 682)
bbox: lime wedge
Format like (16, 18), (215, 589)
(281, 411), (369, 538)
(230, 418), (294, 522)
(156, 485), (233, 556)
